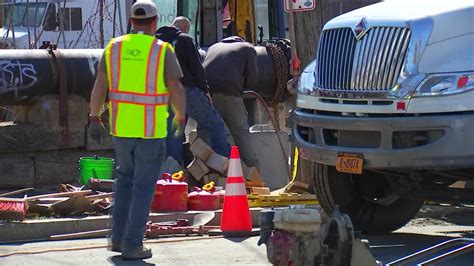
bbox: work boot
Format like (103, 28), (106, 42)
(110, 242), (122, 253)
(122, 245), (152, 260)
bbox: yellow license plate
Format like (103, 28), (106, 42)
(336, 153), (363, 174)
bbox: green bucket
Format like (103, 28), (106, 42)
(79, 156), (115, 185)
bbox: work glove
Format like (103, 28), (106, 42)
(171, 115), (186, 139)
(88, 115), (108, 144)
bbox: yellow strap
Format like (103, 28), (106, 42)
(291, 147), (299, 182)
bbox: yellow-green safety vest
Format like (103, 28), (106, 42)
(105, 34), (172, 139)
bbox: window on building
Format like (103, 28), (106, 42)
(59, 7), (82, 31)
(2, 2), (47, 27)
(70, 8), (82, 30)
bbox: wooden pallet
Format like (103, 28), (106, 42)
(248, 193), (319, 207)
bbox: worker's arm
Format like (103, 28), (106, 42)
(90, 54), (108, 117)
(88, 53), (108, 144)
(168, 80), (186, 118)
(243, 45), (258, 89)
(164, 45), (186, 121)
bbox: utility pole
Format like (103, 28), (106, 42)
(99, 0), (104, 48)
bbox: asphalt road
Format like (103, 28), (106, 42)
(1, 206), (473, 265)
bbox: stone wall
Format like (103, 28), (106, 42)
(0, 95), (114, 188)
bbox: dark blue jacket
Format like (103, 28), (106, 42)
(156, 26), (208, 92)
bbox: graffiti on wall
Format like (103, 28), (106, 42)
(0, 60), (38, 92)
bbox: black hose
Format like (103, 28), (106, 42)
(243, 90), (291, 181)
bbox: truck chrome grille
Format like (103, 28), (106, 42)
(316, 27), (411, 91)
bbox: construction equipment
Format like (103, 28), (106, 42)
(258, 207), (380, 266)
(0, 197), (27, 221)
(145, 212), (217, 238)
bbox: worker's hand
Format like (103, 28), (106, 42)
(171, 115), (186, 138)
(88, 116), (108, 144)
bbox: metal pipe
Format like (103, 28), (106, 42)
(0, 46), (286, 105)
(0, 49), (102, 105)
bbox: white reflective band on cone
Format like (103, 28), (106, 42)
(227, 158), (243, 177)
(225, 183), (247, 196)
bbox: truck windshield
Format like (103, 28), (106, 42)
(2, 3), (47, 27)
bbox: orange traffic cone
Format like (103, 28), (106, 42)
(220, 146), (253, 235)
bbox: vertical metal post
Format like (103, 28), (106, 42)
(34, 0), (38, 48)
(112, 0), (117, 38)
(56, 0), (67, 48)
(11, 0), (17, 47)
(0, 0), (3, 28)
(275, 0), (287, 39)
(216, 0), (223, 42)
(288, 0), (301, 81)
(117, 0), (124, 35)
(201, 0), (222, 46)
(26, 0), (31, 48)
(99, 0), (104, 48)
(287, 0), (302, 182)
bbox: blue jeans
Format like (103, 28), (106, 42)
(187, 86), (230, 157)
(111, 137), (165, 251)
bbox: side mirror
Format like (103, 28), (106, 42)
(43, 4), (58, 31)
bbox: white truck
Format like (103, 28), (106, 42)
(0, 0), (178, 49)
(294, 0), (474, 233)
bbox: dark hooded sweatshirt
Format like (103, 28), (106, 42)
(156, 26), (208, 92)
(202, 36), (258, 96)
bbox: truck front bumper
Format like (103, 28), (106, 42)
(293, 109), (474, 169)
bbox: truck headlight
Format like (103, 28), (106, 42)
(297, 60), (318, 96)
(414, 73), (474, 97)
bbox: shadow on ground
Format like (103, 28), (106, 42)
(417, 205), (474, 226)
(109, 255), (155, 266)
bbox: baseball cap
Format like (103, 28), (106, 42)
(130, 1), (158, 19)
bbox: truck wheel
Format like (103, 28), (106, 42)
(313, 163), (423, 234)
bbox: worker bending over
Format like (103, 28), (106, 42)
(88, 1), (185, 260)
(203, 36), (259, 168)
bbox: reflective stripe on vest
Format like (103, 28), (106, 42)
(106, 35), (170, 138)
(109, 40), (122, 90)
(144, 39), (163, 137)
(108, 39), (122, 135)
(109, 91), (169, 105)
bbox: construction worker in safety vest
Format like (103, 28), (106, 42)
(88, 1), (185, 261)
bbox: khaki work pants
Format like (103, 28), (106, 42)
(210, 93), (259, 168)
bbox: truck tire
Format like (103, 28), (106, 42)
(313, 163), (423, 234)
